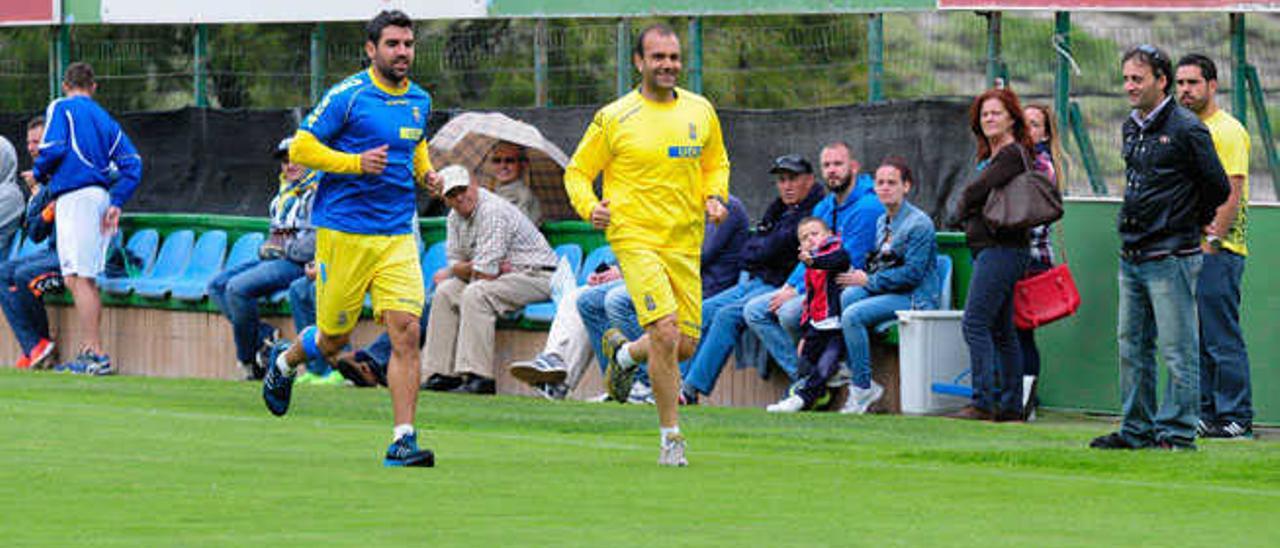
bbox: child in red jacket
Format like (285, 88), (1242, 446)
(768, 217), (850, 413)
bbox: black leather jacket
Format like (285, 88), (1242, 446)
(1119, 99), (1229, 260)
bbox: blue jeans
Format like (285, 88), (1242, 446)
(577, 279), (625, 374)
(1118, 254), (1202, 447)
(743, 291), (804, 378)
(208, 258), (304, 365)
(0, 248), (58, 354)
(842, 287), (912, 389)
(682, 276), (776, 396)
(1197, 251), (1251, 425)
(962, 247), (1029, 414)
(284, 276), (331, 375)
(603, 282), (649, 384)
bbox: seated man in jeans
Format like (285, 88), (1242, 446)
(3, 116), (59, 370)
(422, 166), (557, 395)
(208, 137), (318, 380)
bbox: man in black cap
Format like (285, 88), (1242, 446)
(679, 154), (825, 402)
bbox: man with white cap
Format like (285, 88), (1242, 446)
(422, 165), (558, 394)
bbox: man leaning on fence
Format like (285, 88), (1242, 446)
(1090, 45), (1229, 452)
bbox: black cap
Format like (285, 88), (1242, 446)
(769, 154), (812, 175)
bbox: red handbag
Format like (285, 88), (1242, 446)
(1014, 262), (1081, 329)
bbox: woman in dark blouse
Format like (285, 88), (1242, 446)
(950, 88), (1034, 421)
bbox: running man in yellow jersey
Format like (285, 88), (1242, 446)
(564, 24), (730, 466)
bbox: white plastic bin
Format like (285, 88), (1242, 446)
(896, 310), (971, 415)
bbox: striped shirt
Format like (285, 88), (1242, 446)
(446, 187), (557, 276)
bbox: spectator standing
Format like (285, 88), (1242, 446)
(1090, 45), (1229, 451)
(1019, 103), (1065, 420)
(949, 88), (1034, 422)
(207, 138), (319, 381)
(835, 157), (939, 415)
(1175, 53), (1254, 440)
(422, 166), (557, 394)
(31, 62), (143, 375)
(766, 217), (849, 413)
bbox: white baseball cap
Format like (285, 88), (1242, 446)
(438, 165), (471, 196)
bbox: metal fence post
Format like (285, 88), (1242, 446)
(1231, 12), (1247, 126)
(984, 11), (1003, 89)
(688, 17), (703, 94)
(616, 19), (631, 97)
(868, 13), (884, 102)
(1053, 12), (1070, 139)
(193, 25), (209, 107)
(49, 24), (71, 100)
(310, 23), (326, 106)
(535, 19), (548, 107)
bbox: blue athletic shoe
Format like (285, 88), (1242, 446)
(261, 341), (295, 417)
(53, 351), (113, 376)
(384, 432), (435, 467)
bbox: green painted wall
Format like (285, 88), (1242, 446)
(488, 0), (934, 18)
(62, 0), (99, 24)
(1038, 199), (1280, 424)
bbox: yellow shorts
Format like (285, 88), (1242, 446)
(613, 248), (701, 338)
(314, 228), (424, 335)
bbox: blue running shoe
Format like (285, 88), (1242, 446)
(384, 432), (435, 467)
(54, 350), (111, 375)
(52, 351), (90, 374)
(262, 340), (295, 416)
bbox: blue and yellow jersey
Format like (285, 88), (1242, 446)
(292, 68), (433, 236)
(564, 88), (730, 253)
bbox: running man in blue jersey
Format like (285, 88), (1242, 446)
(261, 10), (439, 467)
(30, 62), (142, 376)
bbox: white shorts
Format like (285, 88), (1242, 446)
(55, 186), (111, 278)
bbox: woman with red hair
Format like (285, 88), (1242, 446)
(950, 88), (1035, 421)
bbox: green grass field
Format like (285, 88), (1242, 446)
(2, 369), (1277, 546)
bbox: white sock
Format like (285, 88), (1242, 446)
(393, 424), (415, 442)
(617, 344), (638, 368)
(275, 351), (295, 377)
(660, 425), (680, 446)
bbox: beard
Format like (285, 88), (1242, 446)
(826, 175), (852, 194)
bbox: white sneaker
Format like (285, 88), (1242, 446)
(840, 381), (884, 415)
(587, 392), (611, 403)
(766, 394), (805, 413)
(627, 381), (654, 405)
(658, 434), (688, 467)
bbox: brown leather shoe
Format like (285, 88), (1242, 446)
(945, 405), (994, 421)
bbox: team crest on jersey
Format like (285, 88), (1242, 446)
(689, 123), (697, 140)
(413, 106), (421, 124)
(644, 294), (657, 311)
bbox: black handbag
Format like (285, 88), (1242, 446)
(982, 147), (1064, 231)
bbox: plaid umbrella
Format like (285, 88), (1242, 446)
(429, 112), (575, 221)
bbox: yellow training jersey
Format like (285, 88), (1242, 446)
(1202, 109), (1250, 256)
(564, 88), (730, 253)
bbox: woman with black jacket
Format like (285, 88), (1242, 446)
(950, 88), (1035, 421)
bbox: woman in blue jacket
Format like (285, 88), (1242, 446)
(836, 156), (940, 414)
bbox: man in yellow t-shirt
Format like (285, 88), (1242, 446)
(1175, 54), (1253, 439)
(564, 23), (730, 466)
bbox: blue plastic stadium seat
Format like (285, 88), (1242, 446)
(518, 243), (584, 322)
(170, 230), (230, 302)
(100, 229), (161, 296)
(873, 254), (956, 341)
(577, 245), (616, 285)
(129, 230), (195, 299)
(421, 241), (446, 294)
(223, 232), (265, 272)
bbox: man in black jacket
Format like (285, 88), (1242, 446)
(680, 154), (825, 401)
(1091, 45), (1229, 452)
